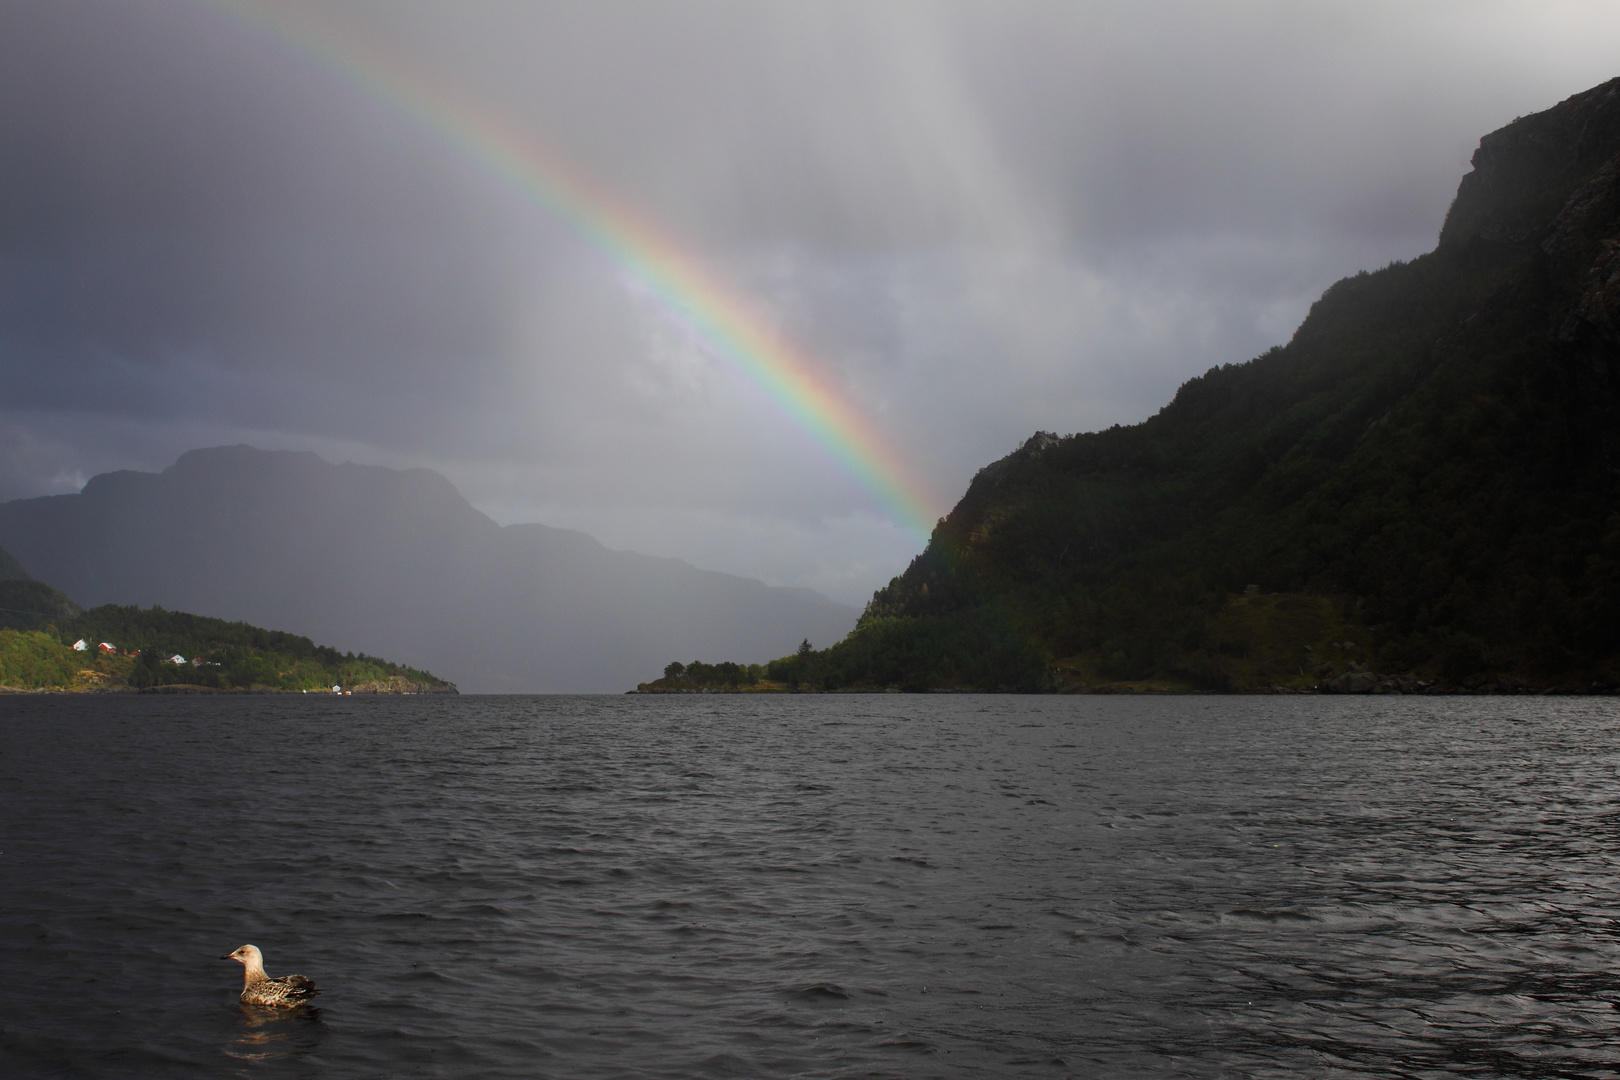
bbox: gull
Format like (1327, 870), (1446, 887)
(221, 944), (321, 1008)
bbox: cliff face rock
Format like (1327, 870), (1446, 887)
(963, 432), (1061, 500)
(1550, 157), (1620, 353)
(1440, 77), (1620, 249)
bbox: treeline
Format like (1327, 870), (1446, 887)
(639, 658), (769, 692)
(637, 630), (1039, 693)
(638, 641), (857, 692)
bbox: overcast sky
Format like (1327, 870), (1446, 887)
(4, 1), (1619, 604)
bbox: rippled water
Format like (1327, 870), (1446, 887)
(4, 694), (1620, 1078)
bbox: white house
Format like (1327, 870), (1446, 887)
(72, 639), (88, 651)
(168, 654), (186, 665)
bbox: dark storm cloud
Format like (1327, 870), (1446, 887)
(4, 0), (1619, 601)
(0, 0), (526, 448)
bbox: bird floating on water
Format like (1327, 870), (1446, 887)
(222, 944), (321, 1008)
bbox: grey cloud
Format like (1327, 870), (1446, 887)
(4, 0), (1619, 603)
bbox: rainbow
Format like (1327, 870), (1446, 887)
(194, 0), (940, 541)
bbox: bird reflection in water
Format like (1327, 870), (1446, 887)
(223, 1003), (325, 1063)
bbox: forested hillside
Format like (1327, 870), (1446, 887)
(649, 76), (1620, 693)
(0, 552), (454, 693)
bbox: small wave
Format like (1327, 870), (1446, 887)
(405, 967), (472, 985)
(1225, 907), (1318, 923)
(788, 982), (850, 1001)
(449, 903), (510, 917)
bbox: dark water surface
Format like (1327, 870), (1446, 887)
(5, 695), (1620, 1078)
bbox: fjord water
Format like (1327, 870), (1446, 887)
(4, 696), (1620, 1078)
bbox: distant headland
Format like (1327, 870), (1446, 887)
(0, 565), (455, 695)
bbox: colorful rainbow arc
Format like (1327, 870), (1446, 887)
(199, 0), (940, 541)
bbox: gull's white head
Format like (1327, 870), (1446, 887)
(222, 944), (264, 967)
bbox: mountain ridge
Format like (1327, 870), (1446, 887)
(0, 446), (857, 692)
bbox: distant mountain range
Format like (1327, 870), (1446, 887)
(740, 75), (1620, 693)
(0, 446), (856, 692)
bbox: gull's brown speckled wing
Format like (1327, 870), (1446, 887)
(241, 974), (321, 1007)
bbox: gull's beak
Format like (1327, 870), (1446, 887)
(221, 953), (235, 960)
